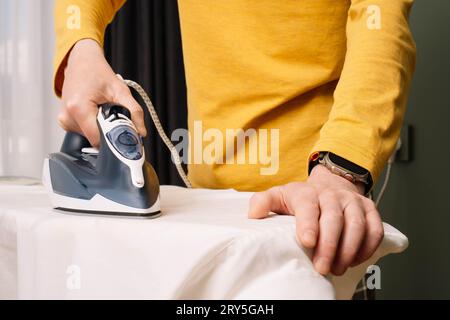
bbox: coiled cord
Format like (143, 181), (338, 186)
(118, 75), (192, 188)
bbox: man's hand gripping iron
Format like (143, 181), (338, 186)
(42, 76), (190, 217)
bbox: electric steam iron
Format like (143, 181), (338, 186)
(42, 103), (161, 217)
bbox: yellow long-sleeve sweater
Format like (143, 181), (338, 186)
(54, 0), (416, 191)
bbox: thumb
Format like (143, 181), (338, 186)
(112, 84), (147, 137)
(248, 186), (289, 219)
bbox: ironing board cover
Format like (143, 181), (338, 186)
(0, 183), (408, 299)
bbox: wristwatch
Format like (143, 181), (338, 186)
(309, 152), (372, 193)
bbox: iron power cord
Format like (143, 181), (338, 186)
(118, 75), (192, 188)
(375, 139), (401, 207)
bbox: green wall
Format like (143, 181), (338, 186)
(377, 0), (450, 299)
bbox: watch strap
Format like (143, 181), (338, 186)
(309, 151), (373, 193)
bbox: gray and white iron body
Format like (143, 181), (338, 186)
(42, 104), (161, 217)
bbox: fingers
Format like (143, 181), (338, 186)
(112, 84), (147, 137)
(351, 199), (384, 266)
(284, 186), (319, 248)
(295, 200), (320, 248)
(57, 106), (82, 134)
(248, 182), (384, 277)
(248, 186), (288, 219)
(313, 191), (344, 275)
(65, 97), (100, 147)
(331, 198), (366, 275)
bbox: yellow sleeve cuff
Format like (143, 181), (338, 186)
(53, 0), (126, 96)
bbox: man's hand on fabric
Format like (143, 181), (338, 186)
(248, 164), (384, 276)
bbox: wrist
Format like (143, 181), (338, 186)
(60, 39), (108, 94)
(68, 39), (104, 67)
(308, 164), (365, 195)
(55, 39), (104, 97)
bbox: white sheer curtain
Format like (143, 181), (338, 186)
(0, 0), (64, 179)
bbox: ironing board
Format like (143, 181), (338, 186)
(0, 181), (408, 300)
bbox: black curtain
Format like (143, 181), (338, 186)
(104, 0), (187, 186)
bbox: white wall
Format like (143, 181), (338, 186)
(0, 0), (64, 178)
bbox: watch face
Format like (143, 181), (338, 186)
(328, 152), (368, 175)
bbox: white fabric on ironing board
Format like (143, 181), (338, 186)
(0, 183), (408, 300)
